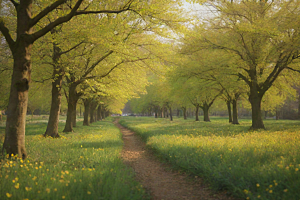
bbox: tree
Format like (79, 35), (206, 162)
(186, 0), (300, 129)
(0, 0), (165, 158)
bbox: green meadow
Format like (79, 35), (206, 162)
(119, 117), (300, 200)
(0, 118), (147, 200)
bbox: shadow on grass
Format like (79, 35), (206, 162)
(25, 123), (48, 135)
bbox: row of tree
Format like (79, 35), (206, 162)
(129, 0), (300, 129)
(0, 0), (186, 158)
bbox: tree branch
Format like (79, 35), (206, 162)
(98, 61), (124, 78)
(82, 50), (114, 78)
(31, 0), (84, 42)
(208, 89), (223, 108)
(31, 77), (53, 83)
(203, 37), (245, 61)
(0, 20), (15, 50)
(9, 0), (19, 9)
(30, 0), (67, 28)
(286, 66), (300, 73)
(237, 72), (251, 86)
(60, 41), (85, 55)
(74, 8), (130, 16)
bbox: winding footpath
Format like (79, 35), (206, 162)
(115, 119), (235, 200)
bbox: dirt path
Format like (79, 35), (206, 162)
(115, 120), (235, 200)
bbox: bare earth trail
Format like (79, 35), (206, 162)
(114, 119), (236, 200)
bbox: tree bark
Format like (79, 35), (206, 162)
(202, 103), (210, 122)
(83, 99), (91, 126)
(249, 92), (265, 129)
(97, 105), (101, 121)
(276, 108), (280, 120)
(168, 106), (173, 121)
(3, 54), (30, 159)
(298, 93), (300, 119)
(90, 101), (97, 123)
(154, 111), (158, 118)
(44, 29), (67, 138)
(63, 83), (81, 132)
(264, 111), (268, 120)
(232, 99), (239, 125)
(44, 68), (63, 138)
(72, 102), (77, 127)
(226, 100), (233, 123)
(195, 105), (200, 121)
(182, 107), (187, 120)
(2, 36), (33, 159)
(102, 108), (106, 120)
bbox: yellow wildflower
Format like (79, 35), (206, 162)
(87, 191), (91, 195)
(15, 183), (20, 189)
(6, 193), (12, 198)
(46, 188), (50, 193)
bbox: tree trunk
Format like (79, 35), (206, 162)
(195, 105), (199, 121)
(183, 107), (187, 120)
(264, 111), (268, 120)
(63, 84), (80, 132)
(202, 103), (210, 122)
(102, 108), (106, 120)
(97, 105), (101, 121)
(168, 106), (173, 121)
(232, 99), (239, 125)
(249, 92), (265, 129)
(72, 103), (77, 127)
(90, 101), (97, 123)
(2, 35), (33, 159)
(44, 29), (65, 138)
(298, 93), (300, 119)
(227, 100), (233, 123)
(276, 108), (280, 120)
(83, 99), (91, 126)
(44, 68), (63, 138)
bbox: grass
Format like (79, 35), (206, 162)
(0, 118), (147, 200)
(119, 116), (300, 200)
